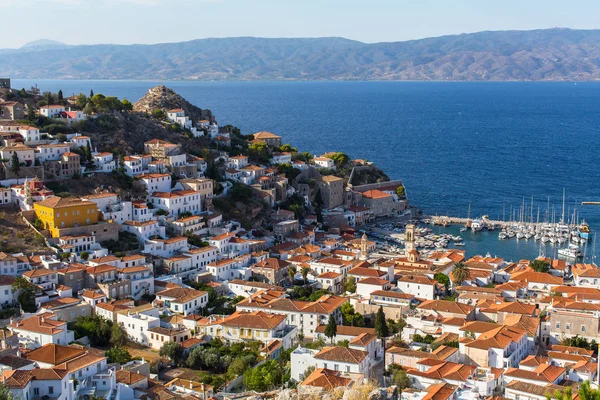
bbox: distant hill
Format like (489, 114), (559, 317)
(20, 39), (67, 49)
(4, 29), (600, 81)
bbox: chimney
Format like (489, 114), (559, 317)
(41, 316), (45, 324)
(190, 381), (193, 389)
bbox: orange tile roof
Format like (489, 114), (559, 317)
(9, 315), (65, 335)
(315, 346), (368, 364)
(300, 368), (354, 391)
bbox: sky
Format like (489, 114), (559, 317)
(2, 0), (599, 48)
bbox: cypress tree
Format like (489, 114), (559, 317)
(324, 314), (337, 344)
(374, 306), (389, 339)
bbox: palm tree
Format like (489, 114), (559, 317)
(287, 265), (297, 285)
(451, 262), (471, 286)
(301, 265), (310, 286)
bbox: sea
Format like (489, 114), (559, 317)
(13, 79), (600, 262)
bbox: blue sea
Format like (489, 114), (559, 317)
(13, 80), (600, 262)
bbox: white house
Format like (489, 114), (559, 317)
(122, 156), (144, 176)
(271, 152), (292, 165)
(138, 173), (172, 195)
(93, 152), (116, 172)
(0, 275), (16, 306)
(291, 346), (369, 382)
(8, 314), (75, 348)
(396, 275), (440, 300)
(117, 306), (161, 347)
(154, 287), (208, 316)
(150, 189), (202, 216)
(39, 105), (65, 118)
(119, 266), (154, 300)
(19, 126), (42, 143)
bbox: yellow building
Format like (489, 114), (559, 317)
(33, 196), (99, 238)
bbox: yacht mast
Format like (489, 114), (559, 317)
(561, 188), (566, 224)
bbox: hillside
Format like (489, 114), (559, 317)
(3, 29), (600, 81)
(133, 85), (215, 123)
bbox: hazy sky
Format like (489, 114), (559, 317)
(2, 0), (599, 48)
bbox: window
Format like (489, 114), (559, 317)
(49, 386), (54, 394)
(581, 325), (586, 332)
(566, 323), (571, 330)
(555, 322), (560, 329)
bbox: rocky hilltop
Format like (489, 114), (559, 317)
(133, 85), (215, 124)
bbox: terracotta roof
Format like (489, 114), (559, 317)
(23, 268), (55, 278)
(156, 287), (206, 303)
(505, 381), (563, 397)
(116, 370), (147, 385)
(34, 196), (92, 209)
(253, 131), (281, 139)
(252, 258), (291, 271)
(300, 368), (354, 391)
(510, 271), (563, 285)
(349, 332), (376, 346)
(25, 343), (85, 365)
(464, 325), (527, 350)
(317, 272), (342, 279)
(9, 315), (65, 335)
(417, 300), (475, 315)
(180, 338), (203, 349)
(504, 364), (565, 383)
(357, 277), (389, 286)
(348, 266), (386, 278)
(0, 275), (15, 286)
(361, 189), (392, 199)
(82, 290), (106, 299)
(222, 311), (285, 330)
(315, 346), (368, 364)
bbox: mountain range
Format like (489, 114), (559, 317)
(3, 28), (600, 81)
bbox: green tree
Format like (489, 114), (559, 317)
(300, 265), (310, 285)
(110, 323), (128, 347)
(530, 259), (550, 273)
(10, 152), (20, 175)
(287, 265), (297, 285)
(243, 360), (282, 392)
(85, 141), (93, 163)
(57, 90), (63, 102)
(0, 382), (14, 400)
(227, 358), (247, 380)
(340, 302), (364, 327)
(324, 314), (337, 344)
(343, 278), (356, 293)
(434, 273), (450, 291)
(390, 366), (411, 391)
(326, 152), (350, 167)
(79, 251), (90, 261)
(90, 89), (94, 98)
(160, 341), (183, 365)
(76, 93), (88, 108)
(374, 306), (390, 339)
(278, 143), (297, 152)
(106, 347), (132, 364)
(12, 277), (36, 313)
(121, 99), (133, 111)
(396, 185), (405, 197)
(248, 141), (270, 164)
(451, 262), (471, 286)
